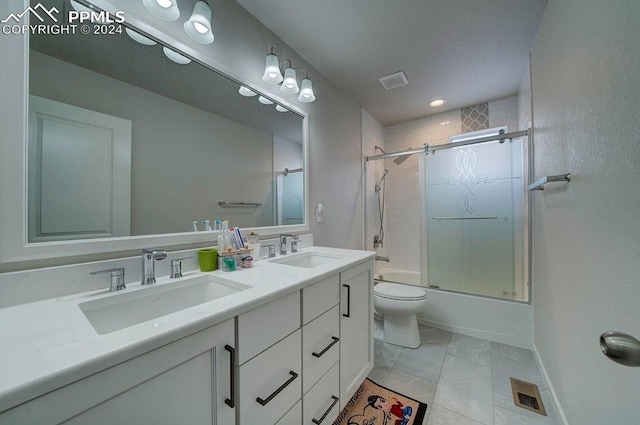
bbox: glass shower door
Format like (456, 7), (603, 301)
(423, 132), (525, 299)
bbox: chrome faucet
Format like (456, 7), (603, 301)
(141, 248), (167, 285)
(90, 268), (126, 292)
(375, 255), (390, 262)
(279, 234), (299, 255)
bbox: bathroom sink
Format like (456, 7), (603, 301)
(79, 275), (249, 334)
(270, 251), (344, 269)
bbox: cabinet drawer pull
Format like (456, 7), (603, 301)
(256, 371), (298, 406)
(312, 336), (340, 358)
(343, 284), (351, 317)
(312, 395), (339, 424)
(224, 345), (236, 408)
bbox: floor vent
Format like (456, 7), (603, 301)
(510, 377), (547, 416)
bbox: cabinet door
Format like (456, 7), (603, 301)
(0, 320), (236, 425)
(339, 261), (374, 407)
(239, 330), (302, 425)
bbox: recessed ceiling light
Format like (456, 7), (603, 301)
(430, 98), (446, 107)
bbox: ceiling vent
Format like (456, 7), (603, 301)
(379, 71), (409, 90)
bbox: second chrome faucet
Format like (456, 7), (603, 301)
(142, 248), (167, 285)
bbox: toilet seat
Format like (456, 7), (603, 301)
(374, 282), (427, 301)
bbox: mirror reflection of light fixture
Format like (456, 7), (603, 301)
(262, 47), (316, 103)
(258, 96), (274, 105)
(163, 47), (191, 64)
(238, 86), (257, 97)
(184, 1), (214, 44)
(126, 28), (157, 45)
(262, 48), (284, 84)
(275, 105), (288, 112)
(143, 0), (180, 21)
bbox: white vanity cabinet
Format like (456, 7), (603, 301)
(0, 319), (236, 425)
(339, 261), (374, 407)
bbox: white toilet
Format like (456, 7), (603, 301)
(374, 282), (428, 349)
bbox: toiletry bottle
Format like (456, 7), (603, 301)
(217, 221), (231, 254)
(247, 232), (261, 261)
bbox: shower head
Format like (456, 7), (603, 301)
(393, 148), (412, 165)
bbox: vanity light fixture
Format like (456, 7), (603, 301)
(258, 96), (274, 105)
(163, 47), (191, 64)
(125, 28), (157, 46)
(262, 48), (284, 84)
(238, 86), (257, 97)
(184, 1), (214, 44)
(275, 105), (288, 112)
(429, 98), (446, 107)
(261, 47), (316, 103)
(143, 0), (180, 21)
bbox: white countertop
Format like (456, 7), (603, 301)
(0, 246), (375, 413)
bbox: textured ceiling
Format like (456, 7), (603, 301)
(235, 0), (548, 126)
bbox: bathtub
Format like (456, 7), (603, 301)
(373, 266), (532, 347)
(375, 268), (422, 286)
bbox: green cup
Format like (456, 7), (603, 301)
(198, 248), (218, 272)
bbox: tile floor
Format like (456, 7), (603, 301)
(368, 322), (559, 425)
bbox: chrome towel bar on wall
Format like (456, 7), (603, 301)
(528, 173), (571, 191)
(218, 201), (263, 207)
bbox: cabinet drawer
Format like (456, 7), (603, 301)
(302, 305), (339, 394)
(276, 400), (302, 425)
(239, 329), (302, 425)
(303, 363), (340, 425)
(237, 291), (300, 364)
(302, 274), (339, 325)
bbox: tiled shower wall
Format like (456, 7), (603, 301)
(378, 95), (521, 274)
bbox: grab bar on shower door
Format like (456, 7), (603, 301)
(432, 216), (498, 220)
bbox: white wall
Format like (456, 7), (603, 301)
(30, 51), (275, 233)
(530, 0), (640, 423)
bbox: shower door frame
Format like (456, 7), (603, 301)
(418, 127), (531, 303)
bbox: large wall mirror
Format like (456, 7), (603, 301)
(0, 0), (308, 263)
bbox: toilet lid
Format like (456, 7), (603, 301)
(374, 282), (427, 300)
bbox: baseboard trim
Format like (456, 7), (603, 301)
(532, 344), (569, 425)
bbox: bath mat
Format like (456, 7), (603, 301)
(333, 378), (427, 425)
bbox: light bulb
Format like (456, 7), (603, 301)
(193, 21), (208, 33)
(156, 0), (173, 8)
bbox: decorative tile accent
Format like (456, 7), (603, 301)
(461, 102), (490, 132)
